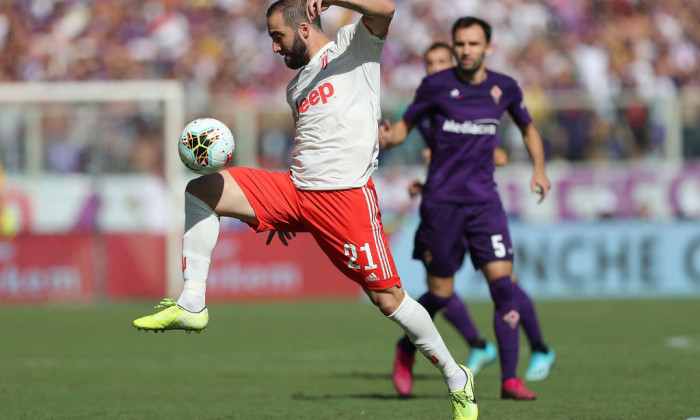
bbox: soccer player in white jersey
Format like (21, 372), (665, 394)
(133, 0), (477, 418)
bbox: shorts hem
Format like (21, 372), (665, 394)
(361, 276), (402, 290)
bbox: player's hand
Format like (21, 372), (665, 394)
(266, 230), (296, 246)
(421, 147), (432, 164)
(378, 119), (393, 150)
(306, 0), (329, 21)
(407, 179), (423, 198)
(531, 173), (551, 204)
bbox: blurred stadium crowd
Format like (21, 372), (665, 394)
(2, 0), (699, 97)
(0, 0), (699, 173)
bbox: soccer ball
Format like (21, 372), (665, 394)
(178, 118), (235, 175)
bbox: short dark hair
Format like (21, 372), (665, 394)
(267, 0), (322, 31)
(452, 16), (491, 43)
(423, 42), (452, 61)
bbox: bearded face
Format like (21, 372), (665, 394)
(457, 51), (485, 74)
(283, 31), (309, 70)
(452, 25), (491, 76)
(267, 11), (310, 70)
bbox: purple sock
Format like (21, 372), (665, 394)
(513, 281), (544, 349)
(443, 293), (481, 343)
(488, 275), (520, 382)
(397, 292), (450, 355)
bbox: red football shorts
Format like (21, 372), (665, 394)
(227, 167), (401, 290)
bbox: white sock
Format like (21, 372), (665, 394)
(387, 291), (465, 391)
(177, 192), (220, 313)
(445, 365), (469, 393)
(178, 288), (206, 313)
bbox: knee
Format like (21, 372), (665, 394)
(376, 298), (400, 316)
(426, 274), (455, 297)
(482, 261), (513, 282)
(186, 174), (224, 210)
(366, 287), (404, 316)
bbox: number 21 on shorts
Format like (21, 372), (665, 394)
(344, 243), (378, 270)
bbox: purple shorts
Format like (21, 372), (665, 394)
(412, 197), (514, 277)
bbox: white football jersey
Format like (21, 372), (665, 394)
(286, 20), (385, 190)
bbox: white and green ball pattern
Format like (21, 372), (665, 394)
(178, 117), (235, 175)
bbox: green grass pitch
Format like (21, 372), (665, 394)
(1, 299), (699, 419)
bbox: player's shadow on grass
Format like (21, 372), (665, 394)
(291, 371), (446, 400)
(334, 371), (438, 382)
(291, 391), (446, 401)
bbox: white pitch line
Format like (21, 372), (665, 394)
(665, 335), (700, 351)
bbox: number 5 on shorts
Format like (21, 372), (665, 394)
(491, 234), (506, 258)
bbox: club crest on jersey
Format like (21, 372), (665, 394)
(450, 88), (461, 99)
(490, 85), (503, 104)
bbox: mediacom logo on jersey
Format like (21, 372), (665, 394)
(295, 82), (335, 116)
(442, 119), (497, 135)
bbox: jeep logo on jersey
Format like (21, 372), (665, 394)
(295, 82), (335, 115)
(442, 119), (498, 135)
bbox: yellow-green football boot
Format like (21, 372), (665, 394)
(133, 298), (208, 334)
(450, 365), (478, 420)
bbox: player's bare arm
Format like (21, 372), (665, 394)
(379, 118), (414, 150)
(519, 122), (551, 203)
(307, 0), (395, 37)
(494, 148), (508, 167)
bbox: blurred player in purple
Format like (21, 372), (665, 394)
(380, 16), (555, 400)
(401, 41), (554, 392)
(403, 42), (502, 385)
(408, 42), (508, 197)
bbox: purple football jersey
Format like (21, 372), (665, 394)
(416, 116), (436, 151)
(404, 69), (531, 203)
(417, 115), (505, 153)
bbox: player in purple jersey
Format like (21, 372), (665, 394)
(380, 17), (555, 400)
(408, 43), (507, 198)
(399, 42), (503, 396)
(404, 41), (555, 390)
